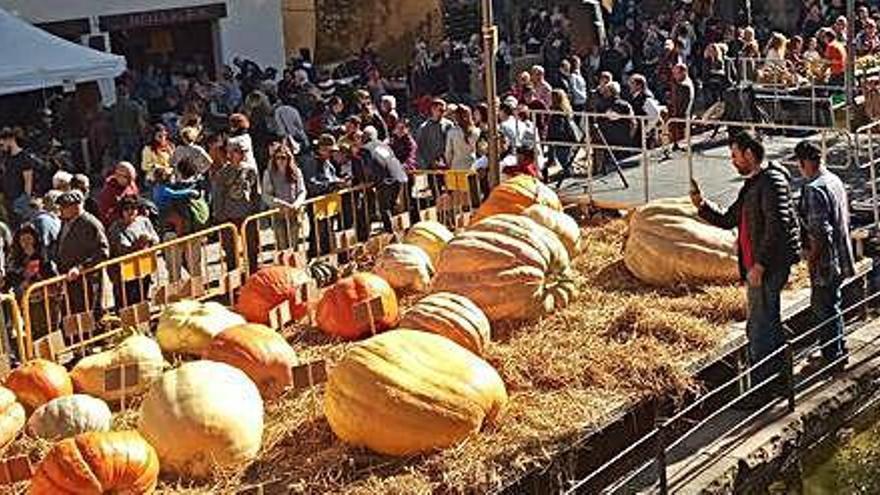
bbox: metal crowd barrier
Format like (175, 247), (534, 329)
(565, 262), (876, 494)
(19, 223), (242, 361)
(240, 170), (485, 277)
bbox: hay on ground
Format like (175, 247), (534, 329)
(2, 217), (804, 495)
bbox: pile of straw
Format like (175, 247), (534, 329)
(4, 218), (799, 494)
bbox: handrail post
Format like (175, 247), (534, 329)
(783, 341), (796, 413)
(585, 113), (594, 200)
(685, 115), (694, 183)
(642, 118), (649, 203)
(655, 417), (669, 494)
(869, 130), (880, 230)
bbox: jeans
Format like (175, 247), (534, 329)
(746, 266), (790, 388)
(377, 181), (402, 233)
(811, 279), (845, 361)
(548, 146), (572, 186)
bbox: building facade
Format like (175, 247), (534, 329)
(0, 0), (286, 76)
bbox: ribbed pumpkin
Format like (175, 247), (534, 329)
(29, 430), (159, 495)
(471, 174), (562, 224)
(432, 214), (577, 321)
(138, 361), (264, 478)
(325, 330), (508, 456)
(234, 266), (311, 325)
(373, 244), (435, 292)
(27, 395), (112, 441)
(156, 300), (245, 355)
(0, 386), (25, 448)
(403, 220), (453, 264)
(5, 360), (73, 412)
(71, 335), (165, 402)
(308, 259), (339, 288)
(522, 204), (583, 259)
(624, 197), (739, 286)
(399, 292), (491, 355)
(202, 324), (299, 400)
(316, 273), (399, 340)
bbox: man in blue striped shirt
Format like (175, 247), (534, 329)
(795, 141), (856, 371)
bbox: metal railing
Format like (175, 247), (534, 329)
(240, 170), (485, 276)
(524, 108), (863, 208)
(564, 267), (877, 494)
(19, 223), (242, 361)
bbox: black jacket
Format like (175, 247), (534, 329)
(699, 162), (801, 279)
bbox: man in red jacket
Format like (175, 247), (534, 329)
(97, 161), (139, 227)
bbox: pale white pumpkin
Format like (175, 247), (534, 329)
(156, 300), (245, 355)
(70, 335), (166, 401)
(27, 394), (112, 441)
(0, 386), (24, 448)
(137, 360), (264, 478)
(373, 243), (435, 292)
(624, 197), (739, 286)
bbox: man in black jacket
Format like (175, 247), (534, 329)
(691, 131), (801, 403)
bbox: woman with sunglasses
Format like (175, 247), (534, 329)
(107, 195), (159, 307)
(262, 145), (307, 251)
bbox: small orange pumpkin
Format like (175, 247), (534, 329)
(316, 273), (399, 340)
(235, 266), (312, 325)
(29, 430), (159, 494)
(203, 324), (299, 400)
(5, 360), (73, 412)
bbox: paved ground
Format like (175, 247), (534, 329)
(553, 130), (874, 217)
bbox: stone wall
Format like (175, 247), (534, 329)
(312, 0), (444, 69)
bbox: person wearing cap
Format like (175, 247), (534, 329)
(309, 134), (346, 196)
(171, 127), (212, 176)
(415, 99), (453, 170)
(306, 134), (346, 256)
(55, 189), (109, 315)
(795, 140), (855, 371)
(71, 174), (101, 219)
(108, 195), (159, 307)
(98, 162), (140, 227)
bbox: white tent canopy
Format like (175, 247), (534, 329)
(0, 7), (126, 96)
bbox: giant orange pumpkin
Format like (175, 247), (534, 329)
(202, 324), (299, 400)
(29, 430), (159, 495)
(235, 266), (312, 325)
(5, 360), (73, 412)
(316, 273), (399, 340)
(471, 174), (562, 224)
